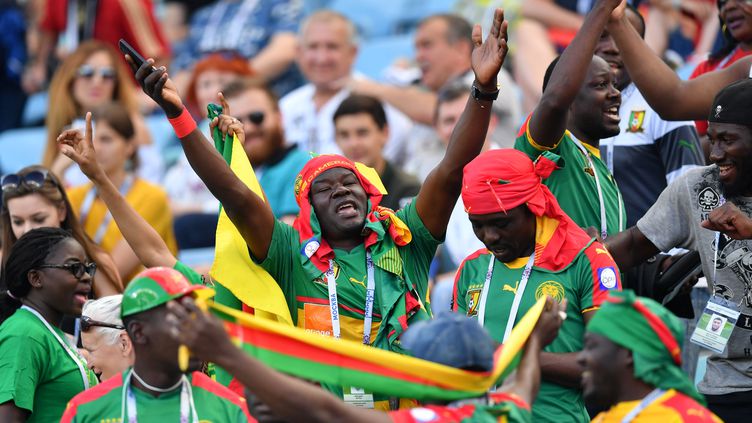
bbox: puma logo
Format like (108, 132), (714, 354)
(503, 281), (519, 295)
(595, 247), (610, 255)
(350, 276), (367, 289)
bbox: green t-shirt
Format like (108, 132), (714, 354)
(452, 244), (621, 423)
(515, 118), (626, 236)
(61, 370), (251, 422)
(0, 308), (98, 422)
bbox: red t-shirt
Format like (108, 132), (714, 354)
(689, 47), (751, 135)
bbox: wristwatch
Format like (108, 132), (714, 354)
(471, 83), (500, 102)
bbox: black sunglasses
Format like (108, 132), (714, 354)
(77, 64), (116, 81)
(238, 111), (265, 125)
(80, 315), (125, 332)
(38, 261), (97, 279)
(1, 170), (52, 194)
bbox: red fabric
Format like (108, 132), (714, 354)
(60, 373), (125, 422)
(690, 47), (752, 135)
(41, 0), (170, 65)
(292, 154), (408, 273)
(583, 242), (623, 308)
(461, 149), (592, 272)
(389, 404), (477, 423)
(660, 391), (721, 422)
(190, 371), (255, 422)
(168, 108), (198, 138)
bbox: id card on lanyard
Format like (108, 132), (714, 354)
(327, 250), (377, 407)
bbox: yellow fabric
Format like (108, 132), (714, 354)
(210, 134), (293, 326)
(209, 296), (547, 393)
(526, 122), (563, 151)
(578, 139), (602, 159)
(591, 390), (722, 423)
(67, 178), (177, 281)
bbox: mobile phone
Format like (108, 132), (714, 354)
(118, 39), (146, 68)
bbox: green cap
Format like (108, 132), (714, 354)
(121, 267), (208, 318)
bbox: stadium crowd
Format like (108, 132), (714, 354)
(1, 0), (752, 421)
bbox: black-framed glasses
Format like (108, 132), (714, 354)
(76, 64), (116, 81)
(80, 315), (125, 331)
(1, 170), (51, 194)
(38, 262), (97, 279)
(238, 111), (265, 125)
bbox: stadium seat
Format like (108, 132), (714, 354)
(0, 126), (47, 173)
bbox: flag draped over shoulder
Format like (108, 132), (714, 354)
(207, 104), (293, 326)
(207, 297), (547, 401)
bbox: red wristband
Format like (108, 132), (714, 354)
(168, 108), (197, 138)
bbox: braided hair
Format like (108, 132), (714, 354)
(0, 227), (73, 324)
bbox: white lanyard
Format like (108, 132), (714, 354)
(80, 174), (134, 244)
(571, 137), (624, 238)
(620, 389), (665, 423)
(122, 370), (198, 423)
(326, 251), (376, 344)
(21, 306), (91, 390)
(478, 254), (536, 343)
(713, 195), (727, 286)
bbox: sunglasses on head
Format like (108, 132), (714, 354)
(238, 111), (265, 125)
(76, 64), (116, 81)
(38, 261), (97, 279)
(1, 170), (52, 194)
(80, 315), (125, 332)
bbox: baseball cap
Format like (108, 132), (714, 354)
(708, 78), (752, 126)
(400, 312), (496, 371)
(121, 267), (209, 318)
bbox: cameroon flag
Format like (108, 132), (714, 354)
(206, 297), (547, 401)
(207, 103), (293, 326)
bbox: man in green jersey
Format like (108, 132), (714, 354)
(453, 148), (622, 422)
(61, 267), (252, 422)
(128, 8), (510, 411)
(514, 0), (626, 239)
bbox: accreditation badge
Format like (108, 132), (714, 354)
(690, 297), (741, 354)
(342, 385), (375, 408)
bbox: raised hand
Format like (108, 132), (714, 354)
(57, 112), (104, 180)
(470, 8), (508, 90)
(209, 92), (246, 144)
(531, 296), (567, 347)
(609, 0), (628, 22)
(126, 56), (184, 118)
(702, 202), (752, 240)
(165, 297), (235, 364)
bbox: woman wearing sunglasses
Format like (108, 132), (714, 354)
(1, 166), (122, 297)
(64, 105), (177, 282)
(0, 227), (99, 422)
(79, 295), (134, 381)
(42, 40), (160, 186)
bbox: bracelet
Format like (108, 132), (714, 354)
(168, 108), (197, 138)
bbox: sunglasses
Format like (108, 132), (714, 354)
(38, 261), (97, 279)
(80, 315), (125, 332)
(76, 64), (116, 81)
(1, 170), (52, 194)
(238, 111), (265, 125)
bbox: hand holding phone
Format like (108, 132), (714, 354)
(118, 39), (147, 69)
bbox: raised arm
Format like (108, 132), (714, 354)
(607, 8), (751, 121)
(57, 113), (176, 268)
(416, 8), (508, 238)
(528, 0), (622, 148)
(127, 57), (276, 261)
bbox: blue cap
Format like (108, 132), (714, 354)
(401, 313), (496, 371)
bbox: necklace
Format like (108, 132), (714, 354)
(131, 370), (183, 393)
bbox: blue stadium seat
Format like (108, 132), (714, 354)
(354, 34), (415, 80)
(329, 0), (406, 38)
(0, 126), (47, 173)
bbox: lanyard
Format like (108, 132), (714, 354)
(122, 370), (198, 423)
(21, 306), (92, 390)
(80, 174), (134, 244)
(326, 251), (376, 344)
(478, 254), (536, 343)
(620, 389), (665, 423)
(571, 137), (624, 238)
(713, 195), (727, 287)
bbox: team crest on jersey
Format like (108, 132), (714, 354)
(698, 187), (720, 211)
(598, 266), (618, 290)
(583, 166), (595, 177)
(535, 281), (565, 302)
(627, 110), (646, 133)
(312, 264), (340, 285)
(466, 288), (482, 316)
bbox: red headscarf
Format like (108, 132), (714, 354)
(461, 149), (591, 271)
(292, 155), (411, 273)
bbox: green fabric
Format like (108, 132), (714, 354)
(454, 245), (617, 423)
(515, 125), (626, 237)
(64, 371), (249, 422)
(587, 290), (705, 404)
(173, 260), (204, 286)
(0, 308), (97, 422)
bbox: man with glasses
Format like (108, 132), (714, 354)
(79, 295), (133, 382)
(220, 77), (309, 224)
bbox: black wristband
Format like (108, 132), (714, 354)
(471, 83), (500, 102)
